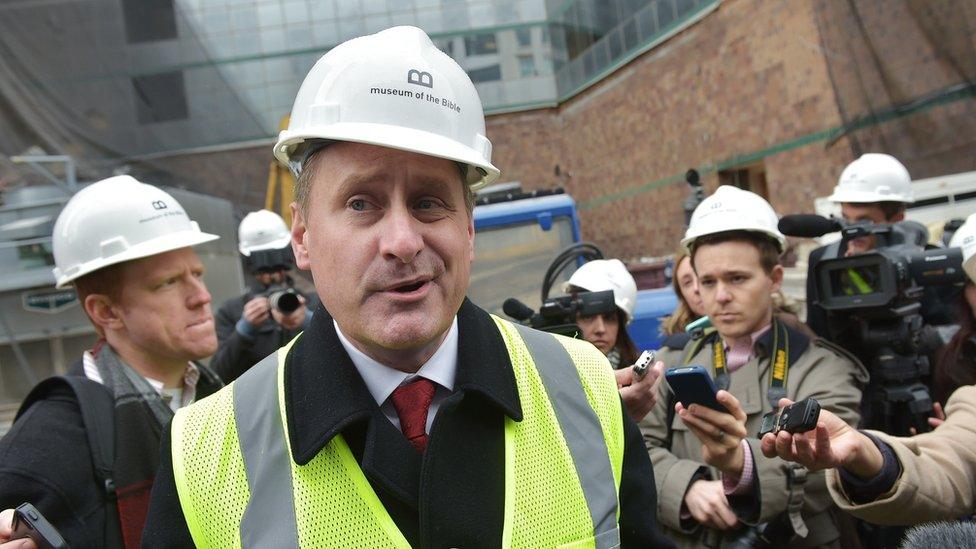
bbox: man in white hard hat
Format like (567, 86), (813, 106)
(0, 176), (223, 548)
(806, 154), (955, 337)
(758, 213), (976, 526)
(564, 259), (666, 422)
(639, 185), (867, 547)
(143, 26), (672, 547)
(211, 209), (312, 382)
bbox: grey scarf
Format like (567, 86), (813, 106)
(93, 344), (174, 427)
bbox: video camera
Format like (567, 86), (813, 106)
(780, 214), (966, 435)
(503, 290), (617, 338)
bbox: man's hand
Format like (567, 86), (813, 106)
(676, 390), (748, 476)
(683, 480), (740, 530)
(760, 398), (883, 478)
(270, 295), (307, 331)
(616, 360), (665, 422)
(0, 509), (37, 549)
(242, 296), (271, 327)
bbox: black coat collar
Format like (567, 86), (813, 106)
(284, 298), (521, 465)
(753, 317), (811, 365)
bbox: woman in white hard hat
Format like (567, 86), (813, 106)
(564, 259), (641, 368)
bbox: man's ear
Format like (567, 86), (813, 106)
(84, 294), (124, 333)
(466, 215), (475, 263)
(290, 202), (311, 271)
(770, 264), (784, 293)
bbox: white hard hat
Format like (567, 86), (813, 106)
(238, 210), (291, 256)
(563, 259), (638, 324)
(828, 153), (915, 204)
(949, 213), (976, 283)
(274, 26), (499, 190)
(52, 175), (219, 288)
(681, 185), (786, 252)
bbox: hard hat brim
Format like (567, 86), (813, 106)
(827, 189), (915, 204)
(240, 234), (293, 257)
(54, 230), (219, 288)
(274, 122), (500, 191)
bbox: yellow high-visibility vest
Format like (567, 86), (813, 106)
(171, 316), (625, 548)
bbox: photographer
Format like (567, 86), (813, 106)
(747, 214), (976, 526)
(564, 259), (665, 421)
(806, 153), (955, 339)
(211, 210), (311, 382)
(640, 186), (867, 548)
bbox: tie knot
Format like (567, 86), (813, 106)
(390, 378), (436, 452)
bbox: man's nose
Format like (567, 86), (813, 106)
(187, 275), (212, 308)
(379, 205), (424, 263)
(715, 282), (733, 303)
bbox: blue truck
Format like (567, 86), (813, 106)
(468, 190), (677, 351)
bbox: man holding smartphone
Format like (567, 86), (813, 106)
(640, 185), (867, 548)
(0, 176), (224, 548)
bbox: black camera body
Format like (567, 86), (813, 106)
(503, 290), (617, 338)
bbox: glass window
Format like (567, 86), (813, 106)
(464, 32), (498, 56)
(468, 64), (502, 83)
(121, 0), (177, 43)
(518, 55), (536, 77)
(131, 72), (188, 124)
(516, 27), (532, 47)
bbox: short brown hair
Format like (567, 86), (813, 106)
(689, 230), (782, 274)
(72, 263), (130, 336)
(878, 201), (907, 221)
(294, 147), (476, 218)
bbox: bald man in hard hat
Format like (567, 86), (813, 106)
(0, 176), (223, 548)
(143, 26), (672, 547)
(639, 186), (866, 548)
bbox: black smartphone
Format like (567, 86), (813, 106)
(757, 398), (821, 438)
(665, 366), (728, 413)
(10, 503), (69, 549)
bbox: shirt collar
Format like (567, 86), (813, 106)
(722, 323), (773, 354)
(333, 317), (458, 407)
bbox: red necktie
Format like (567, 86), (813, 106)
(390, 378), (436, 453)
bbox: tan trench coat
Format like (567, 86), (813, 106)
(827, 384), (976, 525)
(641, 326), (868, 548)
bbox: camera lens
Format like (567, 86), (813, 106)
(268, 290), (301, 314)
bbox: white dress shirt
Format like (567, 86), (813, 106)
(334, 318), (458, 435)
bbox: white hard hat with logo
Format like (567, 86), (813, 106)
(949, 213), (976, 283)
(52, 175), (219, 288)
(563, 259), (638, 324)
(828, 153), (915, 204)
(238, 209), (291, 256)
(681, 185), (786, 252)
(274, 26), (499, 190)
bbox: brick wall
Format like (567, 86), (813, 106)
(486, 0), (861, 260)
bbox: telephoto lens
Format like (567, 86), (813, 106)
(268, 288), (301, 314)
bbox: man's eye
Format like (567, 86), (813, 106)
(350, 199), (367, 211)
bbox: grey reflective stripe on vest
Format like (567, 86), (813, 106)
(233, 352), (299, 548)
(512, 324), (620, 549)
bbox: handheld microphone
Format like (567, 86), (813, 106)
(778, 214), (843, 238)
(502, 298), (535, 321)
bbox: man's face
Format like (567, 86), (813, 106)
(254, 267), (287, 286)
(840, 202), (901, 256)
(292, 143), (474, 361)
(113, 247), (217, 362)
(693, 240), (782, 341)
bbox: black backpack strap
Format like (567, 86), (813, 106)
(17, 375), (124, 548)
